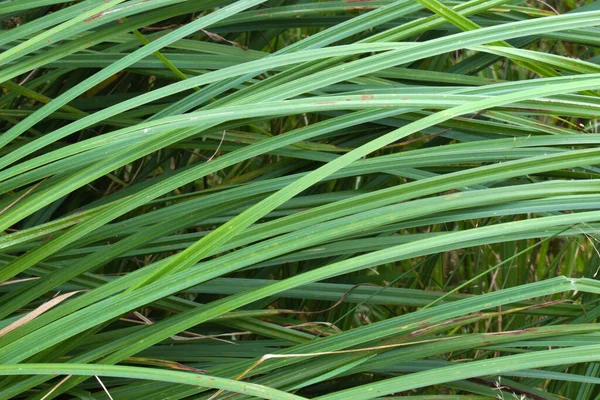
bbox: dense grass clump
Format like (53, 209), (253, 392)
(3, 0), (600, 398)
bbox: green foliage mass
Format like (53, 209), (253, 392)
(2, 0), (600, 398)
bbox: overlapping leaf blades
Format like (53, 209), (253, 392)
(2, 0), (600, 399)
